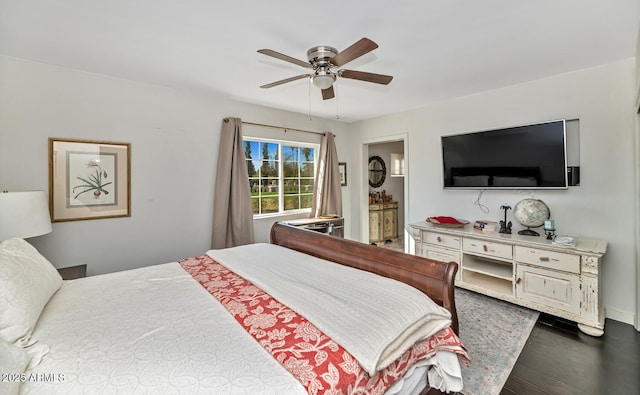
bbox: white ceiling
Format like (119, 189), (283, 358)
(1, 1), (638, 123)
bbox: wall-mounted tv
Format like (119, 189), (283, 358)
(442, 120), (568, 189)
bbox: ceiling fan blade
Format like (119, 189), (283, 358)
(330, 38), (378, 67)
(339, 69), (393, 85)
(260, 74), (309, 89)
(257, 49), (311, 69)
(321, 86), (335, 100)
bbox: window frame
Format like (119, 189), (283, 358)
(243, 136), (319, 218)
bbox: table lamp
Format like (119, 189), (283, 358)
(0, 191), (53, 240)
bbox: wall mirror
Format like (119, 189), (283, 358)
(368, 156), (386, 188)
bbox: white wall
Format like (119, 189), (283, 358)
(0, 55), (349, 275)
(348, 59), (638, 325)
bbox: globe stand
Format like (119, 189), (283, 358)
(518, 227), (540, 236)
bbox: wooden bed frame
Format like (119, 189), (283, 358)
(270, 222), (459, 334)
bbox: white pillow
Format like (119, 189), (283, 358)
(0, 337), (31, 395)
(0, 238), (62, 346)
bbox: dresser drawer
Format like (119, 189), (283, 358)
(463, 238), (512, 260)
(423, 231), (461, 249)
(515, 246), (580, 274)
(422, 246), (461, 282)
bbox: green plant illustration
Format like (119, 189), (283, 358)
(73, 160), (112, 199)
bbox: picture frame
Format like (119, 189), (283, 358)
(49, 138), (131, 222)
(338, 162), (347, 186)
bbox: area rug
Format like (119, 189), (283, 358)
(455, 288), (539, 395)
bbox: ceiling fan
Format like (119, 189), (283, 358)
(257, 38), (393, 100)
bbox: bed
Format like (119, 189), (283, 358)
(0, 223), (468, 395)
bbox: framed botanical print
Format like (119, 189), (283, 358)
(338, 162), (347, 186)
(49, 138), (131, 222)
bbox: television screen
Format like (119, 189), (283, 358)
(442, 120), (568, 189)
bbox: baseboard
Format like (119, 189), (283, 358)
(605, 307), (635, 326)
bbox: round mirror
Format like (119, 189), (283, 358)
(368, 156), (386, 188)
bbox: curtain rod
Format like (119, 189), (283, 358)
(239, 120), (328, 137)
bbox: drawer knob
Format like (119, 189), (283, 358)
(539, 257), (550, 262)
(483, 245), (488, 252)
(437, 236), (442, 242)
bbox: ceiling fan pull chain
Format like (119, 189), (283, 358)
(335, 82), (340, 120)
(308, 77), (312, 120)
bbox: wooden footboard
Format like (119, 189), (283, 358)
(270, 222), (459, 334)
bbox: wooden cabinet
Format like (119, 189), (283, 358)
(410, 222), (607, 336)
(369, 202), (398, 246)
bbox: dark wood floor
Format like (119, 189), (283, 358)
(501, 314), (640, 394)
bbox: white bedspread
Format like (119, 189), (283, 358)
(21, 246), (462, 394)
(207, 243), (453, 376)
(23, 263), (307, 395)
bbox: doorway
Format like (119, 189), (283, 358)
(361, 134), (408, 252)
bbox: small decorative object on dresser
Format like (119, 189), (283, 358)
(473, 220), (497, 232)
(499, 204), (512, 234)
(410, 220), (607, 336)
(513, 198), (550, 236)
(427, 216), (469, 228)
(544, 219), (556, 240)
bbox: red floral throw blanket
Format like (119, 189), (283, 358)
(179, 254), (468, 395)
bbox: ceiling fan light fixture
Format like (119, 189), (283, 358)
(312, 71), (336, 90)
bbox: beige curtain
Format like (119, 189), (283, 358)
(211, 117), (255, 248)
(311, 132), (342, 218)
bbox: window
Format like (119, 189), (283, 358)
(243, 138), (317, 216)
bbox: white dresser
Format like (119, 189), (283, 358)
(410, 221), (608, 336)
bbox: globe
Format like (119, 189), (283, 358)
(513, 198), (550, 236)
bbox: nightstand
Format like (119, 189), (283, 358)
(57, 264), (87, 280)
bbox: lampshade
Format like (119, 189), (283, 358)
(0, 191), (53, 240)
(312, 70), (336, 90)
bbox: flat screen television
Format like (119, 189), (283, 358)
(442, 120), (568, 189)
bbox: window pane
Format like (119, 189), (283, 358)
(243, 141), (259, 160)
(282, 146), (299, 162)
(301, 162), (315, 177)
(262, 142), (278, 161)
(249, 178), (260, 195)
(246, 159), (259, 177)
(284, 195), (300, 210)
(300, 194), (312, 209)
(283, 161), (298, 178)
(283, 178), (299, 194)
(251, 197), (260, 214)
(259, 142), (278, 178)
(261, 196), (279, 213)
(261, 178), (278, 194)
(300, 178), (314, 193)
